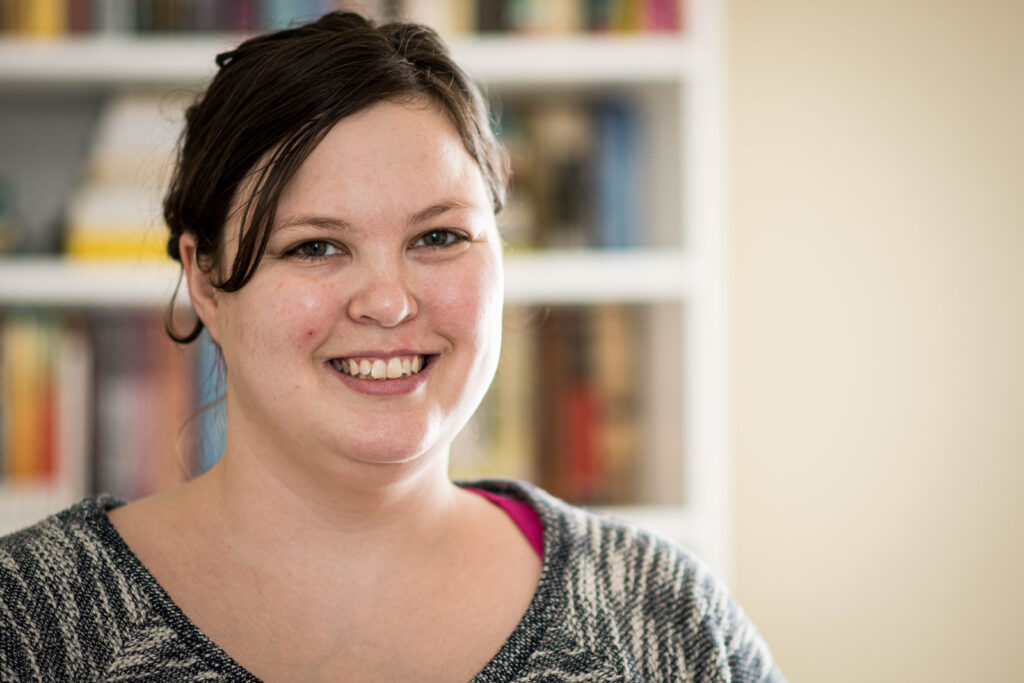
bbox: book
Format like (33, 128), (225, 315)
(53, 318), (91, 499)
(593, 99), (641, 248)
(502, 99), (595, 248)
(2, 314), (47, 482)
(193, 329), (226, 474)
(591, 304), (641, 502)
(496, 96), (645, 249)
(0, 312), (93, 495)
(450, 305), (537, 483)
(87, 314), (194, 498)
(21, 0), (67, 36)
(64, 92), (188, 261)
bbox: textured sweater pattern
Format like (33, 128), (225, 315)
(1, 480), (784, 681)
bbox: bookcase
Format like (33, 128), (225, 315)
(0, 0), (727, 576)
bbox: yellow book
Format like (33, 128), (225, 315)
(3, 316), (43, 481)
(21, 0), (67, 36)
(64, 185), (170, 261)
(449, 0), (475, 35)
(64, 226), (169, 261)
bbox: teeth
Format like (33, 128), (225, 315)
(332, 355), (427, 380)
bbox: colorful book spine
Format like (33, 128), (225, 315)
(0, 0), (683, 36)
(452, 304), (644, 505)
(594, 99), (640, 248)
(0, 313), (91, 492)
(89, 312), (201, 499)
(498, 97), (643, 249)
(194, 329), (226, 474)
(20, 0), (67, 36)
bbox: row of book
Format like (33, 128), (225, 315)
(413, 0), (682, 34)
(499, 97), (645, 249)
(0, 310), (212, 501)
(2, 304), (648, 506)
(451, 304), (646, 505)
(63, 92), (186, 261)
(60, 92), (647, 261)
(0, 0), (682, 37)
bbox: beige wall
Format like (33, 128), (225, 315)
(727, 1), (1024, 680)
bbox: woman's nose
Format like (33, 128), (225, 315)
(346, 263), (418, 327)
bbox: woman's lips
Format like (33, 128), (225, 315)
(330, 354), (426, 380)
(327, 354), (435, 396)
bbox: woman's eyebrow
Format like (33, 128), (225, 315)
(275, 214), (352, 232)
(409, 201), (472, 225)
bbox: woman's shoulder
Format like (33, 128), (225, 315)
(466, 479), (785, 682)
(468, 478), (729, 610)
(1, 495), (133, 620)
(473, 479), (701, 561)
(0, 495), (152, 678)
(1, 494), (123, 571)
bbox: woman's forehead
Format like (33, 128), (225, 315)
(278, 102), (490, 208)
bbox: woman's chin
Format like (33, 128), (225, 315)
(328, 434), (442, 470)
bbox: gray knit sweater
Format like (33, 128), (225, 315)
(0, 480), (784, 681)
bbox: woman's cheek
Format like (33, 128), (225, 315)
(258, 278), (334, 350)
(442, 253), (502, 314)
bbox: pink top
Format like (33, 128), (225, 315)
(466, 487), (544, 558)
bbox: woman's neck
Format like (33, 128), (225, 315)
(175, 444), (464, 568)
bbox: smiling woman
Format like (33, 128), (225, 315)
(0, 11), (784, 683)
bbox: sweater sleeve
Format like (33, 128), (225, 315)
(689, 567), (785, 682)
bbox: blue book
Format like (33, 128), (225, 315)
(594, 100), (640, 248)
(195, 330), (226, 473)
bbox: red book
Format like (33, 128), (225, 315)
(565, 381), (601, 503)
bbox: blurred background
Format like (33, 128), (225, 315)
(0, 1), (1021, 680)
(728, 1), (1023, 680)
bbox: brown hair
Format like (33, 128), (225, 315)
(164, 11), (508, 343)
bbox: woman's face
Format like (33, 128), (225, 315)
(200, 100), (503, 474)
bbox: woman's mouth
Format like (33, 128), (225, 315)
(329, 355), (430, 380)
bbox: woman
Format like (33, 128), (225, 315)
(1, 12), (783, 682)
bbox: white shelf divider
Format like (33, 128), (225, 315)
(503, 249), (695, 304)
(0, 250), (693, 308)
(0, 34), (696, 88)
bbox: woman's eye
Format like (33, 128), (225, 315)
(290, 241), (339, 259)
(414, 230), (463, 248)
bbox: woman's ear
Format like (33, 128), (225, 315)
(178, 233), (221, 342)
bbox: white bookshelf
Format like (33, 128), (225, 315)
(0, 0), (727, 576)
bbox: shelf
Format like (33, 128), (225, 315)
(0, 250), (693, 309)
(451, 35), (696, 87)
(0, 259), (183, 309)
(0, 34), (695, 89)
(502, 249), (694, 304)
